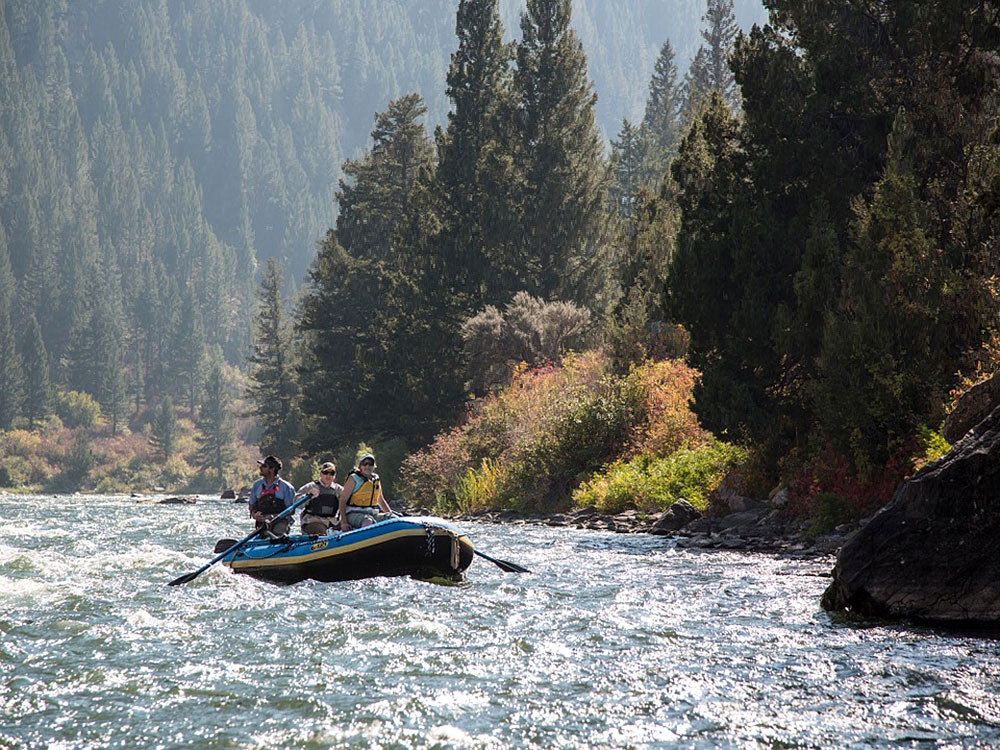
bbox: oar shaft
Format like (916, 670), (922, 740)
(168, 493), (310, 586)
(473, 548), (530, 574)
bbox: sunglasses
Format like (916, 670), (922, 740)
(321, 470), (335, 476)
(360, 462), (374, 468)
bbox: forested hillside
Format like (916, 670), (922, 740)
(0, 0), (761, 436)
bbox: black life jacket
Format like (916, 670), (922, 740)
(304, 482), (341, 517)
(254, 481), (286, 515)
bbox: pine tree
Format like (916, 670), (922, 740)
(170, 285), (206, 415)
(435, 0), (518, 309)
(149, 395), (177, 461)
(297, 95), (451, 448)
(20, 315), (51, 429)
(0, 232), (20, 429)
(515, 0), (614, 305)
(0, 295), (20, 429)
(247, 258), (299, 458)
(611, 118), (658, 216)
(681, 0), (739, 123)
(642, 39), (683, 165)
(195, 355), (233, 483)
(701, 0), (739, 109)
(91, 291), (127, 436)
(336, 94), (437, 263)
(813, 112), (954, 468)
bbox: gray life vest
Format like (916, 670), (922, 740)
(304, 482), (342, 517)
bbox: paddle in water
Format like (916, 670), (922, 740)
(473, 548), (530, 573)
(167, 494), (311, 586)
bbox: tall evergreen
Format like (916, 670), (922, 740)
(247, 258), (299, 458)
(701, 0), (740, 109)
(515, 0), (614, 305)
(642, 39), (683, 165)
(149, 395), (177, 462)
(0, 234), (19, 429)
(435, 0), (518, 309)
(170, 286), (206, 416)
(336, 94), (437, 264)
(0, 295), (20, 429)
(91, 290), (128, 435)
(682, 0), (739, 122)
(611, 118), (658, 216)
(195, 355), (234, 483)
(297, 95), (447, 448)
(20, 315), (51, 429)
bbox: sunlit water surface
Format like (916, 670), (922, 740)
(1, 494), (999, 749)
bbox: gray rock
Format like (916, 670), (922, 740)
(715, 511), (760, 530)
(942, 370), (1000, 443)
(649, 499), (702, 534)
(823, 404), (1000, 625)
(768, 486), (790, 509)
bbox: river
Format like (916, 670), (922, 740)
(1, 494), (998, 749)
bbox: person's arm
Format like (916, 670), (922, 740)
(248, 482), (264, 522)
(377, 486), (391, 514)
(338, 477), (357, 531)
(296, 481), (320, 498)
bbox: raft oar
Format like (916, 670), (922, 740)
(473, 548), (530, 574)
(167, 494), (310, 586)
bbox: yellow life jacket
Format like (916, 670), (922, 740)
(346, 471), (382, 508)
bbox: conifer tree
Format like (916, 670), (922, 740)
(681, 0), (739, 122)
(0, 296), (20, 429)
(170, 286), (206, 415)
(337, 94), (437, 263)
(297, 95), (449, 448)
(435, 0), (518, 309)
(91, 292), (127, 435)
(195, 355), (233, 483)
(0, 234), (19, 429)
(515, 0), (614, 305)
(701, 0), (739, 109)
(611, 119), (658, 216)
(247, 258), (299, 458)
(149, 395), (177, 462)
(642, 39), (683, 165)
(20, 315), (51, 429)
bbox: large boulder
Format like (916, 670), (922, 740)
(942, 370), (1000, 443)
(649, 499), (701, 534)
(822, 405), (1000, 625)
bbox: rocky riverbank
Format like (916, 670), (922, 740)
(435, 499), (859, 559)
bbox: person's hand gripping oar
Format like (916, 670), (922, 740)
(167, 494), (311, 586)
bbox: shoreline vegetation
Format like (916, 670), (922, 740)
(0, 347), (893, 563)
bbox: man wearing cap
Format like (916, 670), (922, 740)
(295, 461), (343, 535)
(248, 455), (296, 538)
(338, 453), (394, 531)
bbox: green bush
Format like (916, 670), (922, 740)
(2, 429), (42, 457)
(573, 441), (748, 514)
(915, 424), (950, 469)
(55, 390), (102, 428)
(453, 458), (503, 513)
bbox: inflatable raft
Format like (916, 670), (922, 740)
(216, 516), (474, 584)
